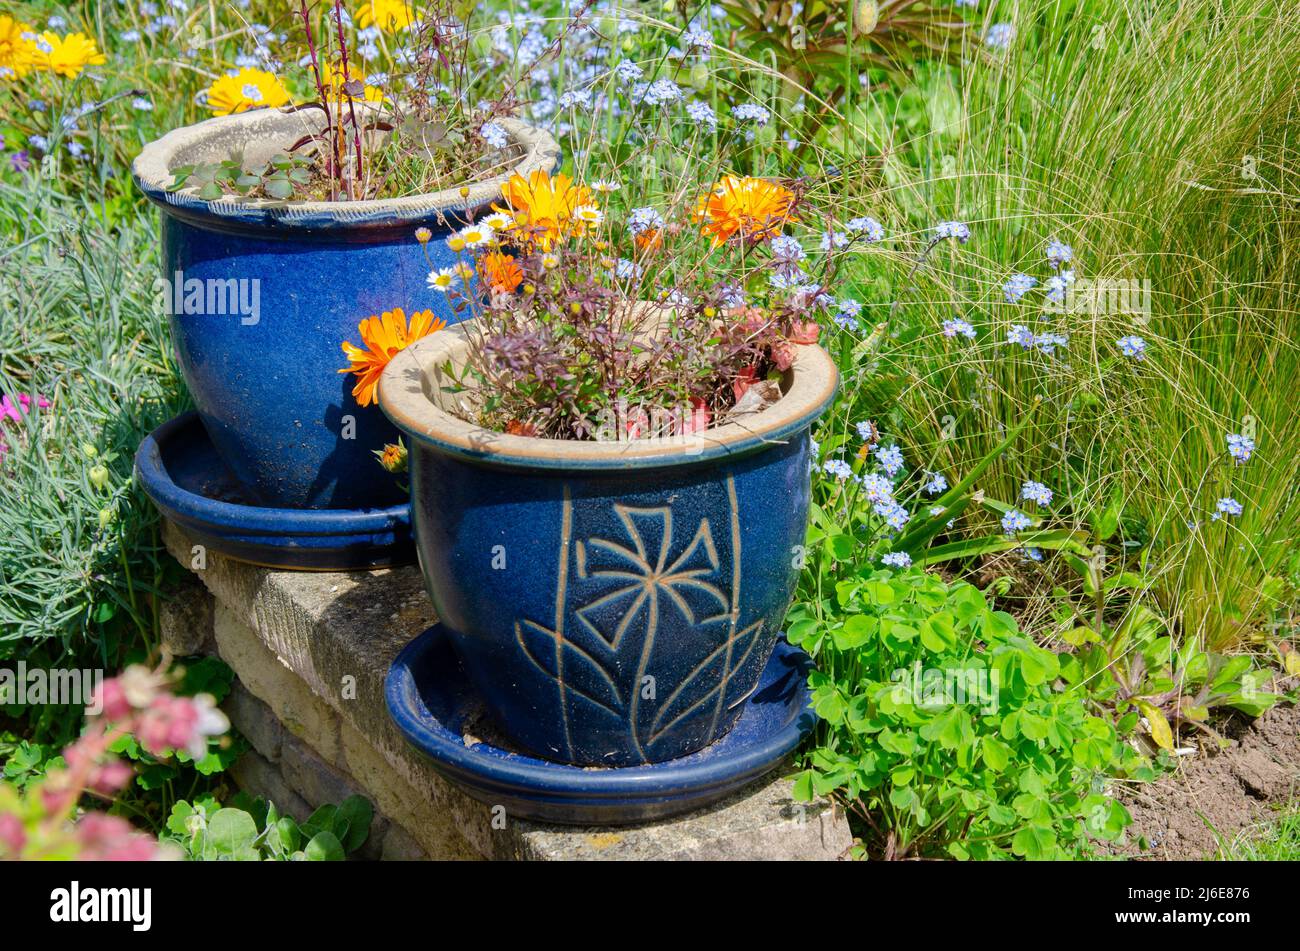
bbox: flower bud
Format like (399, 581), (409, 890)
(853, 0), (879, 34)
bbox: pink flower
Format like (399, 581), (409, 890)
(137, 696), (199, 757)
(0, 814), (26, 857)
(0, 392), (50, 424)
(137, 694), (228, 759)
(91, 678), (132, 721)
(39, 769), (76, 816)
(91, 665), (168, 720)
(88, 759), (135, 796)
(74, 813), (160, 861)
(64, 738), (135, 796)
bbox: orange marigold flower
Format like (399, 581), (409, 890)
(339, 307), (447, 407)
(478, 251), (524, 294)
(374, 441), (408, 473)
(695, 175), (797, 248)
(634, 229), (663, 252)
(493, 169), (593, 251)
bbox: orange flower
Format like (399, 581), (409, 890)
(339, 307), (447, 407)
(478, 251), (523, 293)
(493, 169), (593, 251)
(634, 229), (663, 252)
(375, 441), (408, 473)
(695, 175), (797, 248)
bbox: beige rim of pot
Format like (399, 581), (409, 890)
(378, 319), (840, 471)
(131, 106), (560, 223)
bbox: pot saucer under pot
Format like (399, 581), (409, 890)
(385, 622), (815, 826)
(135, 412), (414, 571)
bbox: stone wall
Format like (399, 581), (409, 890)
(160, 521), (853, 860)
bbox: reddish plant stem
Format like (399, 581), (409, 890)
(298, 0), (336, 197)
(333, 0), (365, 198)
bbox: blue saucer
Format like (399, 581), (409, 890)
(385, 623), (815, 825)
(135, 412), (415, 571)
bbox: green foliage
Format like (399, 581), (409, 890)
(163, 793), (374, 861)
(789, 569), (1143, 859)
(818, 0), (1300, 650)
(167, 151), (316, 202)
(1210, 801), (1300, 861)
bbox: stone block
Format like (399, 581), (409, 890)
(223, 681), (283, 763)
(229, 750), (312, 824)
(211, 603), (341, 766)
(159, 573), (214, 657)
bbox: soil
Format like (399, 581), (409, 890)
(1113, 701), (1299, 859)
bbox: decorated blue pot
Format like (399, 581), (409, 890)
(379, 322), (837, 766)
(132, 109), (558, 509)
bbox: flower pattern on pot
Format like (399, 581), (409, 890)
(515, 475), (767, 763)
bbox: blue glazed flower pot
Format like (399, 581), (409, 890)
(379, 322), (837, 766)
(132, 108), (558, 509)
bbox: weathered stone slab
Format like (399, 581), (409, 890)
(163, 520), (852, 861)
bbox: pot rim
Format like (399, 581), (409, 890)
(378, 319), (839, 471)
(131, 108), (560, 232)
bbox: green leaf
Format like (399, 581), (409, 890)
(982, 735), (1010, 771)
(914, 529), (1091, 567)
(207, 808), (259, 856)
(304, 831), (345, 861)
(276, 817), (301, 853)
(828, 533), (856, 560)
(262, 177), (294, 200)
(791, 769), (815, 802)
(197, 181), (224, 201)
(1011, 823), (1057, 859)
(1092, 488), (1124, 541)
(335, 796), (374, 853)
(833, 614), (876, 650)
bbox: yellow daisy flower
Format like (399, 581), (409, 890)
(355, 0), (417, 33)
(33, 31), (106, 79)
(0, 16), (36, 81)
(493, 169), (594, 251)
(205, 67), (291, 116)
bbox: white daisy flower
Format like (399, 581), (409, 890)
(427, 268), (460, 292)
(574, 204), (604, 226)
(457, 223), (495, 248)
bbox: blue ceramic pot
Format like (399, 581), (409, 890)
(132, 108), (558, 509)
(380, 322), (837, 766)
